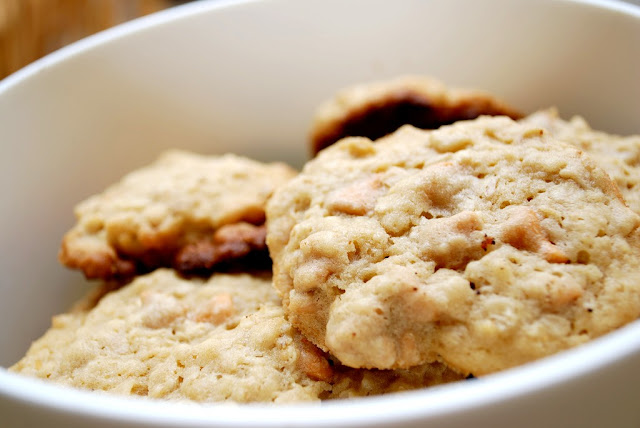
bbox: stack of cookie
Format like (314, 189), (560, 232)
(11, 76), (640, 403)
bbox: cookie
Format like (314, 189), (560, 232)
(310, 75), (522, 155)
(520, 109), (640, 214)
(267, 116), (640, 375)
(11, 269), (463, 402)
(59, 150), (297, 280)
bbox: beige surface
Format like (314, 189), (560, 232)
(521, 108), (640, 214)
(11, 270), (324, 402)
(267, 116), (640, 375)
(11, 269), (463, 402)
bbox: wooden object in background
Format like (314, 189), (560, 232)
(0, 0), (175, 79)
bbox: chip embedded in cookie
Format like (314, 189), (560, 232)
(11, 269), (464, 402)
(59, 150), (297, 280)
(11, 269), (326, 402)
(310, 75), (522, 155)
(267, 116), (640, 375)
(520, 108), (640, 214)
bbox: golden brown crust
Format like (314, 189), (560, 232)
(174, 223), (269, 273)
(58, 237), (137, 279)
(310, 75), (522, 155)
(59, 151), (296, 280)
(294, 335), (335, 383)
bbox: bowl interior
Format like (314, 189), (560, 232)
(1, 0), (639, 427)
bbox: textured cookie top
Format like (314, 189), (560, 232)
(11, 269), (463, 402)
(267, 116), (640, 375)
(59, 151), (297, 280)
(521, 109), (640, 214)
(310, 75), (521, 155)
(11, 270), (324, 402)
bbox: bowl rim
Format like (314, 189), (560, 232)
(1, 0), (640, 426)
(1, 0), (640, 93)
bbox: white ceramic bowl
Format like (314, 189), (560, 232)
(1, 0), (639, 427)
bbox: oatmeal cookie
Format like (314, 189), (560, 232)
(521, 109), (640, 214)
(267, 116), (640, 375)
(310, 75), (522, 155)
(59, 150), (297, 280)
(11, 269), (463, 402)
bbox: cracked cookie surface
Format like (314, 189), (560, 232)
(521, 109), (640, 214)
(267, 116), (640, 375)
(59, 150), (297, 280)
(11, 269), (463, 402)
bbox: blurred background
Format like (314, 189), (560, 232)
(1, 0), (639, 81)
(0, 0), (189, 80)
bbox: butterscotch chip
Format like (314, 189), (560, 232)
(267, 116), (640, 375)
(11, 270), (323, 402)
(11, 269), (463, 402)
(59, 151), (297, 280)
(310, 75), (522, 155)
(521, 108), (640, 214)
